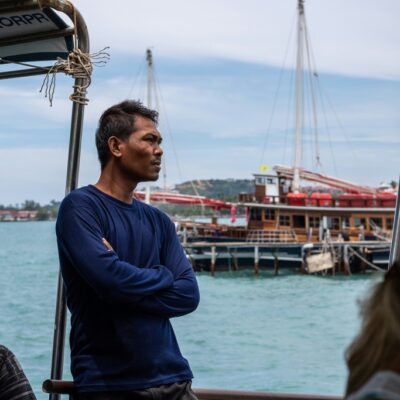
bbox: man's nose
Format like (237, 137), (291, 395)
(155, 144), (163, 155)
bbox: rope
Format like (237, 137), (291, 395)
(40, 47), (110, 106)
(348, 246), (385, 272)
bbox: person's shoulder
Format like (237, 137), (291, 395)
(0, 344), (13, 363)
(347, 371), (400, 400)
(59, 186), (96, 210)
(136, 201), (174, 225)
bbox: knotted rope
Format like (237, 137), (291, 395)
(40, 47), (110, 106)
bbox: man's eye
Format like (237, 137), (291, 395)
(145, 136), (162, 145)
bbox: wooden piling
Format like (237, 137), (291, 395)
(254, 245), (259, 276)
(300, 249), (306, 274)
(232, 250), (239, 271)
(274, 255), (279, 275)
(343, 245), (351, 275)
(211, 246), (216, 277)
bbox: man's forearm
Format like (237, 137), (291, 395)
(133, 272), (200, 318)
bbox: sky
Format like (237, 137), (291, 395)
(0, 0), (399, 205)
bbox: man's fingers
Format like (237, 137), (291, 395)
(102, 238), (114, 252)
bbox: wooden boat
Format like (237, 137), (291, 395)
(241, 167), (395, 244)
(176, 0), (397, 273)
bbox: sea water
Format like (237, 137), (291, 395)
(0, 221), (377, 399)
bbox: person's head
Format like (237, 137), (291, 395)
(345, 261), (400, 396)
(95, 100), (162, 182)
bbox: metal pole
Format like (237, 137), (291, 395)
(44, 1), (90, 398)
(389, 178), (400, 268)
(49, 92), (87, 400)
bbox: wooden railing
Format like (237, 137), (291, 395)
(246, 229), (297, 243)
(42, 380), (342, 400)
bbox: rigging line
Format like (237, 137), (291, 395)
(299, 66), (306, 169)
(127, 57), (146, 98)
(259, 8), (297, 168)
(137, 68), (147, 104)
(318, 81), (361, 163)
(304, 66), (318, 171)
(303, 12), (321, 168)
(317, 84), (339, 177)
(152, 66), (205, 210)
(303, 69), (314, 171)
(282, 57), (296, 166)
(307, 68), (318, 170)
(151, 66), (167, 190)
(306, 33), (360, 164)
(305, 36), (340, 176)
(153, 66), (183, 181)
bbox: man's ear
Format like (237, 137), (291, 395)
(108, 136), (123, 158)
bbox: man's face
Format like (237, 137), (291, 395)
(118, 115), (163, 183)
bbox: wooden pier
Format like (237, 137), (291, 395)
(183, 241), (390, 276)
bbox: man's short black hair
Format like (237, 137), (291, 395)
(95, 100), (159, 170)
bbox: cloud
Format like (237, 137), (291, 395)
(68, 0), (400, 80)
(1, 1), (399, 204)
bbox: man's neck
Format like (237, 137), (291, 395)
(95, 174), (137, 204)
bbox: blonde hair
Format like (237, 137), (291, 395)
(345, 261), (400, 395)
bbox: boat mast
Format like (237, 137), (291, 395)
(146, 48), (153, 109)
(144, 49), (153, 204)
(145, 48), (167, 197)
(145, 49), (154, 203)
(293, 0), (305, 193)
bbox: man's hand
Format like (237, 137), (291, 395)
(102, 238), (114, 252)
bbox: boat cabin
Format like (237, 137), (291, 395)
(240, 172), (396, 242)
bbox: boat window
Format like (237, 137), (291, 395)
(353, 217), (366, 228)
(266, 178), (275, 184)
(386, 218), (394, 230)
(309, 216), (320, 228)
(279, 215), (291, 226)
(264, 209), (275, 220)
(370, 217), (383, 228)
(293, 215), (305, 228)
(342, 217), (350, 228)
(250, 208), (262, 221)
(328, 217), (340, 230)
(255, 177), (264, 185)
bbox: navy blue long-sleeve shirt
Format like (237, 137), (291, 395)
(56, 185), (200, 392)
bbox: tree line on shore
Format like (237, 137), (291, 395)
(0, 199), (61, 220)
(0, 199), (232, 220)
(1, 179), (255, 220)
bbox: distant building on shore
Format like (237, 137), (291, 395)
(0, 210), (38, 222)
